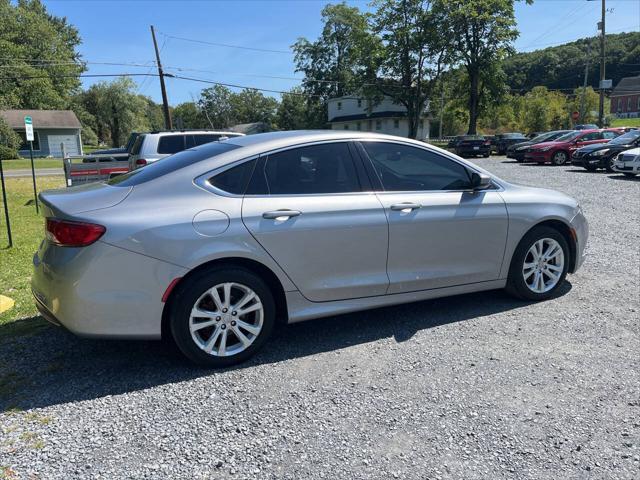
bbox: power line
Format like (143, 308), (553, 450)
(158, 31), (292, 54)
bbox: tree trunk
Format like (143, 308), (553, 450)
(467, 69), (480, 135)
(111, 102), (120, 147)
(407, 103), (418, 139)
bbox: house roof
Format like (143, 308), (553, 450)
(329, 110), (411, 123)
(0, 109), (82, 129)
(611, 76), (640, 97)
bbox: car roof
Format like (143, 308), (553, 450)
(146, 130), (245, 136)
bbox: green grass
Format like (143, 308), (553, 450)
(0, 177), (65, 330)
(609, 117), (640, 128)
(1, 158), (64, 170)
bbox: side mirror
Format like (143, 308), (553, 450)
(470, 172), (491, 190)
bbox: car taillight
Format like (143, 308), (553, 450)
(484, 141), (491, 146)
(136, 159), (147, 166)
(46, 218), (106, 247)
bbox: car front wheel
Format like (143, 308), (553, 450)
(552, 151), (568, 165)
(506, 226), (569, 301)
(170, 268), (275, 367)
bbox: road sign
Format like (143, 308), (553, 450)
(600, 79), (612, 90)
(572, 111), (580, 121)
(24, 115), (34, 141)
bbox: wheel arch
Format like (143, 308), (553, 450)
(161, 257), (290, 340)
(522, 219), (577, 273)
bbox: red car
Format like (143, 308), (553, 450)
(525, 129), (623, 165)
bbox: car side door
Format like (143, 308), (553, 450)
(241, 141), (390, 302)
(357, 141), (509, 294)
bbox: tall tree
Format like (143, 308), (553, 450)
(229, 89), (279, 126)
(370, 0), (448, 138)
(198, 85), (235, 129)
(436, 0), (523, 134)
(276, 88), (310, 130)
(173, 102), (207, 129)
(0, 0), (84, 109)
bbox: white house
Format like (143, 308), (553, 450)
(327, 96), (430, 140)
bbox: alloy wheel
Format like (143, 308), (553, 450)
(522, 238), (565, 293)
(189, 282), (264, 357)
(553, 152), (567, 165)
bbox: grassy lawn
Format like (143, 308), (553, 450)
(0, 177), (65, 332)
(610, 117), (640, 128)
(1, 158), (64, 170)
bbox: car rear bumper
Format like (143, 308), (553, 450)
(455, 146), (491, 156)
(31, 239), (187, 339)
(570, 210), (589, 273)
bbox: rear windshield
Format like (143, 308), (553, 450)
(130, 135), (145, 155)
(609, 130), (640, 145)
(108, 142), (241, 187)
(460, 135), (484, 141)
(157, 135), (186, 154)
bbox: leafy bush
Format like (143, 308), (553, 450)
(0, 117), (20, 150)
(0, 145), (19, 160)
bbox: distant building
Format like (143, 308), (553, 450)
(0, 109), (83, 157)
(327, 96), (430, 140)
(610, 76), (640, 119)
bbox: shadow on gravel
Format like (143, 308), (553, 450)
(608, 174), (639, 181)
(0, 283), (571, 411)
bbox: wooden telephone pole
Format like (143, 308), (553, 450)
(150, 25), (173, 130)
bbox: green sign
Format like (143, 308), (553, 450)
(24, 116), (32, 125)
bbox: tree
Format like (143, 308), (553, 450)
(80, 78), (150, 147)
(0, 0), (84, 109)
(173, 102), (206, 129)
(229, 89), (278, 126)
(522, 86), (568, 133)
(276, 88), (309, 130)
(436, 0), (524, 134)
(198, 85), (235, 129)
(370, 0), (448, 138)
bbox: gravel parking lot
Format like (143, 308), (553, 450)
(1, 158), (638, 479)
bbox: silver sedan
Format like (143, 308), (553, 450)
(32, 131), (588, 366)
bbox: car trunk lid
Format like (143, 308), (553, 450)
(39, 182), (132, 218)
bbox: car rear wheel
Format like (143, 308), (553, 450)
(506, 226), (569, 301)
(170, 268), (275, 367)
(552, 151), (568, 166)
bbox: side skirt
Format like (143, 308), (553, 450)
(286, 279), (507, 324)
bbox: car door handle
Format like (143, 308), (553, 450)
(390, 202), (421, 211)
(262, 209), (301, 220)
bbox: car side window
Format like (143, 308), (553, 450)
(601, 131), (617, 139)
(361, 142), (472, 191)
(209, 159), (256, 195)
(252, 143), (362, 195)
(190, 134), (221, 147)
(157, 135), (186, 154)
(580, 132), (600, 142)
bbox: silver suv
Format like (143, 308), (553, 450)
(128, 130), (244, 170)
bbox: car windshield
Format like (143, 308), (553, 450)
(503, 133), (526, 138)
(460, 135), (484, 140)
(608, 130), (640, 145)
(108, 142), (241, 187)
(531, 132), (556, 142)
(555, 131), (582, 142)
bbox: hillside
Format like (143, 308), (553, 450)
(504, 32), (640, 92)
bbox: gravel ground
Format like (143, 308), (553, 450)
(1, 158), (638, 479)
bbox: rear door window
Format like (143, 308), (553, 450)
(130, 135), (145, 155)
(157, 135), (186, 154)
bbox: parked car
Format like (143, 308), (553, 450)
(525, 129), (621, 165)
(574, 124), (599, 130)
(507, 130), (573, 162)
(32, 131), (588, 367)
(611, 147), (640, 177)
(571, 129), (640, 172)
(128, 130), (245, 171)
(448, 135), (491, 157)
(89, 132), (140, 157)
(492, 133), (528, 155)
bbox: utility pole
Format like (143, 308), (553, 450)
(598, 0), (606, 127)
(438, 83), (445, 139)
(580, 42), (591, 123)
(151, 25), (173, 130)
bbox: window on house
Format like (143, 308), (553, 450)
(17, 131), (40, 151)
(375, 120), (382, 130)
(344, 124), (349, 130)
(357, 99), (362, 108)
(337, 102), (342, 110)
(618, 99), (623, 112)
(356, 122), (361, 131)
(394, 119), (400, 129)
(628, 98), (632, 111)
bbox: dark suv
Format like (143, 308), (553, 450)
(493, 133), (528, 155)
(448, 135), (491, 158)
(571, 129), (640, 172)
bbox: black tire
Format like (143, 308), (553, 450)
(169, 267), (276, 367)
(552, 151), (569, 166)
(505, 226), (570, 301)
(605, 156), (615, 173)
(623, 173), (637, 178)
(483, 152), (490, 158)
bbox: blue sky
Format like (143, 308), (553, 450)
(43, 0), (640, 105)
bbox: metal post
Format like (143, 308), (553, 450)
(151, 25), (173, 130)
(598, 0), (606, 127)
(580, 42), (591, 123)
(29, 141), (39, 214)
(439, 84), (445, 139)
(0, 158), (12, 248)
